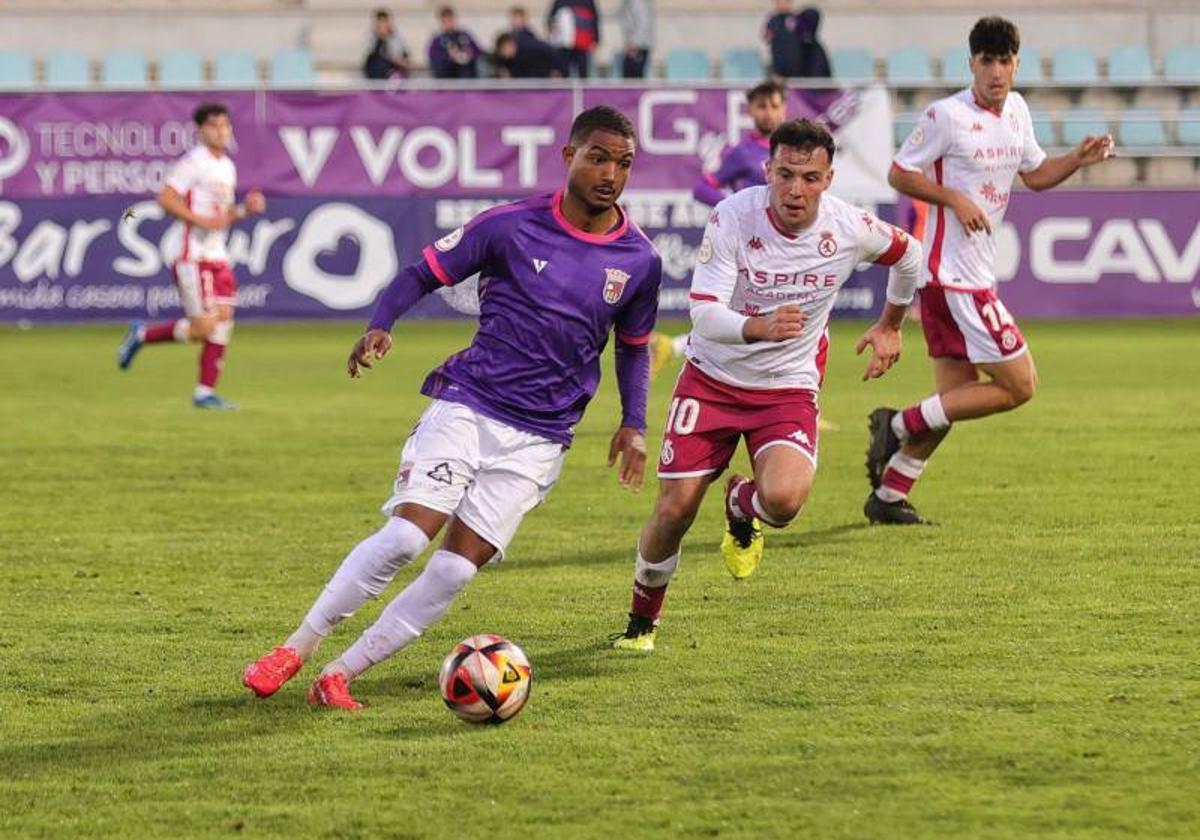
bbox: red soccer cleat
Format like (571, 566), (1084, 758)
(307, 672), (364, 710)
(242, 646), (303, 698)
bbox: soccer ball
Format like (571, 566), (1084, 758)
(438, 634), (532, 724)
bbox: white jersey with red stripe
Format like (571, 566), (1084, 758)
(893, 88), (1046, 291)
(165, 145), (237, 263)
(687, 186), (916, 392)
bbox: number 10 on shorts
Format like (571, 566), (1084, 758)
(665, 397), (700, 435)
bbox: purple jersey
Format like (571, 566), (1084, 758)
(419, 191), (662, 446)
(694, 132), (771, 206)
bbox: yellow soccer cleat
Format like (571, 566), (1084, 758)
(649, 331), (676, 379)
(610, 614), (656, 652)
(722, 474), (764, 579)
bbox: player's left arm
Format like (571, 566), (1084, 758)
(853, 211), (923, 381)
(607, 255), (663, 493)
(1019, 99), (1114, 191)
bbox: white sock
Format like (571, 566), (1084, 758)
(194, 385), (214, 399)
(172, 318), (191, 342)
(750, 490), (795, 528)
(293, 517), (431, 660)
(671, 334), (689, 358)
(634, 549), (679, 588)
(875, 452), (927, 503)
(920, 395), (950, 430)
(336, 549), (478, 679)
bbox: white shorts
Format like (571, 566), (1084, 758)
(919, 285), (1028, 365)
(381, 400), (565, 559)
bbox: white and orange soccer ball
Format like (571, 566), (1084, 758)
(438, 634), (532, 724)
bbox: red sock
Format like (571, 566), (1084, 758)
(143, 320), (181, 343)
(631, 581), (668, 622)
(199, 341), (225, 388)
(900, 404), (930, 437)
(734, 480), (757, 520)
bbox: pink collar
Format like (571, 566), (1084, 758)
(551, 189), (628, 244)
(765, 206), (799, 239)
(970, 90), (1004, 117)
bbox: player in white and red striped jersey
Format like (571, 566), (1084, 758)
(115, 102), (265, 409)
(612, 119), (923, 651)
(865, 16), (1114, 524)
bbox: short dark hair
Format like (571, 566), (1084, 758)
(509, 5), (527, 17)
(569, 105), (636, 146)
(769, 118), (835, 163)
(374, 8), (390, 20)
(746, 79), (787, 105)
(193, 102), (229, 126)
(969, 16), (1020, 57)
(438, 5), (455, 17)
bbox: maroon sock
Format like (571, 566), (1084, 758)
(900, 404), (930, 437)
(631, 580), (668, 623)
(734, 480), (757, 520)
(143, 320), (181, 343)
(199, 341), (225, 388)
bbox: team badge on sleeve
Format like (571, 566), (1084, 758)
(697, 236), (714, 264)
(434, 227), (464, 252)
(602, 268), (631, 304)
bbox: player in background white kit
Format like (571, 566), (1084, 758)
(864, 17), (1114, 524)
(116, 102), (265, 409)
(613, 120), (923, 651)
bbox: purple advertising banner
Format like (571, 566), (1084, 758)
(0, 90), (1196, 323)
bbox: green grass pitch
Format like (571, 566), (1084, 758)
(1, 318), (1197, 839)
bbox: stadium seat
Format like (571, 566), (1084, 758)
(0, 51), (35, 88)
(1060, 108), (1109, 146)
(1016, 47), (1044, 84)
(886, 48), (933, 85)
(1176, 107), (1200, 146)
(44, 50), (90, 88)
(159, 50), (205, 86)
(1107, 45), (1155, 84)
(270, 48), (314, 86)
(102, 50), (148, 87)
(1118, 109), (1167, 148)
(940, 46), (971, 86)
(1052, 47), (1099, 85)
(607, 49), (623, 79)
(214, 50), (259, 86)
(664, 48), (710, 81)
(1163, 44), (1200, 84)
(1030, 111), (1056, 148)
(893, 114), (918, 148)
(831, 48), (874, 81)
(720, 47), (763, 81)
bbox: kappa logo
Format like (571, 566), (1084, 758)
(426, 462), (454, 485)
(747, 236), (764, 250)
(789, 429), (813, 448)
(709, 210), (720, 226)
(602, 267), (631, 304)
(818, 231), (838, 257)
(970, 121), (984, 133)
(533, 258), (548, 274)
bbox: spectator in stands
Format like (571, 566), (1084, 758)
(508, 6), (540, 51)
(763, 0), (803, 78)
(428, 6), (481, 79)
(548, 0), (600, 78)
(619, 0), (655, 79)
(796, 7), (831, 78)
(363, 9), (411, 80)
(493, 32), (561, 78)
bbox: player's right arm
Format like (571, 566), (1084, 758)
(692, 147), (739, 207)
(890, 103), (990, 235)
(688, 205), (805, 344)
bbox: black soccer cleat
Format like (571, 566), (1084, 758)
(863, 492), (929, 525)
(866, 407), (901, 489)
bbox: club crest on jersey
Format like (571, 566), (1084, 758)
(602, 268), (631, 304)
(818, 231), (838, 257)
(434, 227), (464, 252)
(659, 439), (675, 466)
(1000, 329), (1019, 351)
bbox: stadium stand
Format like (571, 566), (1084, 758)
(44, 50), (89, 88)
(0, 49), (34, 88)
(831, 48), (875, 82)
(214, 50), (258, 85)
(664, 48), (710, 81)
(270, 47), (315, 86)
(720, 47), (763, 81)
(157, 49), (205, 86)
(102, 50), (148, 87)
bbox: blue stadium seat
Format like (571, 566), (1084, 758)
(159, 50), (204, 86)
(1031, 111), (1056, 147)
(1052, 47), (1098, 84)
(720, 47), (763, 81)
(831, 48), (874, 81)
(1108, 45), (1154, 84)
(664, 48), (710, 81)
(214, 50), (258, 86)
(45, 50), (90, 88)
(1016, 47), (1044, 83)
(1163, 45), (1200, 84)
(941, 46), (972, 86)
(893, 114), (918, 148)
(0, 51), (35, 88)
(270, 48), (314, 86)
(1060, 108), (1109, 146)
(1176, 107), (1200, 146)
(608, 49), (624, 79)
(1118, 109), (1166, 148)
(102, 50), (148, 87)
(886, 48), (933, 85)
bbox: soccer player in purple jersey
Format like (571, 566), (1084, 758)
(243, 106), (663, 710)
